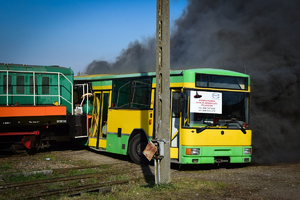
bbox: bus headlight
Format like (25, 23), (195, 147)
(244, 148), (252, 155)
(186, 148), (200, 155)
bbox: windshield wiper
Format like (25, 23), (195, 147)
(225, 119), (247, 134)
(196, 126), (207, 133)
(196, 119), (247, 134)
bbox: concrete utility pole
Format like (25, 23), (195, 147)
(155, 0), (170, 184)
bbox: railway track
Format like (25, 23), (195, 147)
(0, 162), (149, 199)
(15, 178), (141, 200)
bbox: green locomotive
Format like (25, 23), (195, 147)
(0, 63), (89, 152)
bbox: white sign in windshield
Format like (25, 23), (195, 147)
(190, 91), (222, 114)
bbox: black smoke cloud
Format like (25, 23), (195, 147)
(85, 0), (300, 164)
(85, 37), (156, 74)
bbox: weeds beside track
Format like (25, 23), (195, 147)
(0, 162), (146, 199)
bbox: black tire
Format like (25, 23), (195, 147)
(128, 134), (150, 165)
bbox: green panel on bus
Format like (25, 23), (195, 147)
(106, 133), (129, 155)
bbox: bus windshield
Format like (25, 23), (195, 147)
(182, 90), (249, 129)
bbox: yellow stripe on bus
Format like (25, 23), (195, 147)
(93, 86), (112, 90)
(181, 129), (252, 146)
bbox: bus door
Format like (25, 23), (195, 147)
(170, 90), (181, 159)
(89, 91), (110, 149)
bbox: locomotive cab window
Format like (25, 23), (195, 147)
(29, 76), (37, 94)
(16, 75), (25, 94)
(3, 75), (12, 93)
(42, 77), (50, 94)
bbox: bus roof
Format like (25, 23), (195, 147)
(74, 68), (249, 81)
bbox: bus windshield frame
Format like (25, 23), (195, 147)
(181, 89), (250, 129)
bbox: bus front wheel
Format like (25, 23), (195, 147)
(128, 134), (149, 165)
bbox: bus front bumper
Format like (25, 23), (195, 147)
(180, 146), (252, 164)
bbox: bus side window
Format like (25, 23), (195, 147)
(172, 92), (181, 118)
(131, 80), (151, 109)
(112, 78), (152, 109)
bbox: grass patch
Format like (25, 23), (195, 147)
(70, 159), (94, 166)
(98, 164), (111, 170)
(65, 180), (83, 187)
(88, 176), (228, 200)
(45, 182), (65, 190)
(2, 166), (106, 184)
(1, 172), (229, 200)
(65, 167), (102, 176)
(3, 172), (50, 183)
(0, 188), (21, 200)
(0, 160), (12, 171)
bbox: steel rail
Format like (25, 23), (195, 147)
(18, 178), (141, 200)
(0, 166), (139, 189)
(52, 162), (124, 173)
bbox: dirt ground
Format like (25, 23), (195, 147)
(0, 146), (299, 199)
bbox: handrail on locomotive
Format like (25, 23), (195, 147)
(0, 69), (73, 114)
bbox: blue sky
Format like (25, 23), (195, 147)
(0, 0), (187, 74)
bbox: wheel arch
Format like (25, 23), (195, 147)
(127, 129), (149, 154)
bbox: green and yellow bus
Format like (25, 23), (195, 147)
(75, 68), (252, 164)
